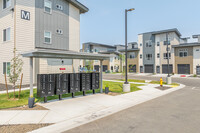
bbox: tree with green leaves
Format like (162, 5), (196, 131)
(9, 50), (24, 99)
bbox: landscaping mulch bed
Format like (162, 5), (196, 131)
(0, 124), (52, 133)
(2, 104), (49, 110)
(106, 92), (121, 96)
(155, 86), (172, 90)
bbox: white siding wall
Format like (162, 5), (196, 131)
(15, 0), (35, 84)
(69, 3), (80, 72)
(0, 0), (15, 84)
(138, 34), (143, 70)
(193, 46), (200, 74)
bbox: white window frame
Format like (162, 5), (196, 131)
(44, 31), (52, 44)
(44, 0), (52, 14)
(2, 0), (11, 10)
(157, 53), (160, 58)
(146, 54), (152, 60)
(56, 4), (63, 10)
(146, 40), (152, 47)
(3, 62), (10, 75)
(179, 49), (188, 57)
(3, 27), (10, 42)
(163, 53), (171, 59)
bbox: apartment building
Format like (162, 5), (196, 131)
(172, 35), (200, 75)
(138, 29), (181, 74)
(0, 0), (88, 85)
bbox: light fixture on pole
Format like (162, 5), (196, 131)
(123, 8), (135, 92)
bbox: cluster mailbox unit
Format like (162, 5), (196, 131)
(37, 73), (100, 102)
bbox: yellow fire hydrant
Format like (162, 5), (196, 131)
(160, 78), (163, 87)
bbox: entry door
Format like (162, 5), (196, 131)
(197, 66), (200, 75)
(129, 65), (136, 73)
(94, 65), (99, 72)
(103, 65), (108, 72)
(178, 64), (190, 74)
(144, 65), (154, 73)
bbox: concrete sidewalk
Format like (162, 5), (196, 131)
(0, 83), (185, 133)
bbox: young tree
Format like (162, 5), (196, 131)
(9, 52), (24, 99)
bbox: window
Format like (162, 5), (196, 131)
(164, 40), (170, 45)
(140, 54), (142, 59)
(44, 31), (51, 44)
(146, 41), (152, 47)
(3, 0), (11, 9)
(129, 53), (135, 59)
(140, 43), (142, 47)
(179, 49), (188, 57)
(196, 49), (199, 52)
(157, 42), (160, 46)
(163, 53), (171, 59)
(3, 62), (10, 75)
(56, 4), (63, 10)
(157, 53), (160, 58)
(146, 54), (152, 60)
(44, 0), (52, 13)
(3, 28), (10, 42)
(56, 29), (63, 34)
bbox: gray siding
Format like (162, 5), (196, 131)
(35, 0), (69, 50)
(143, 33), (156, 72)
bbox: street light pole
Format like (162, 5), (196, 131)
(123, 8), (135, 92)
(125, 9), (128, 84)
(125, 8), (135, 84)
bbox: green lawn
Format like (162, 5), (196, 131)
(117, 79), (145, 83)
(0, 81), (143, 109)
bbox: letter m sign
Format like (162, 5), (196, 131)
(21, 10), (30, 20)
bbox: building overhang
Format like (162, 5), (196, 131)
(21, 49), (110, 60)
(67, 0), (89, 13)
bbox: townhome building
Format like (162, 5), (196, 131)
(172, 35), (200, 75)
(82, 42), (124, 72)
(118, 42), (140, 73)
(138, 29), (181, 74)
(0, 0), (88, 85)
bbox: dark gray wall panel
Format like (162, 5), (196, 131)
(35, 0), (69, 50)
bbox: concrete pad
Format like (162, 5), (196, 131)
(39, 111), (67, 124)
(8, 110), (48, 124)
(0, 111), (22, 125)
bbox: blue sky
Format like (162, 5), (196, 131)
(78, 0), (200, 47)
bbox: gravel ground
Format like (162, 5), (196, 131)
(0, 124), (52, 133)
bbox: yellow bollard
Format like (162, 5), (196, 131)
(160, 78), (163, 87)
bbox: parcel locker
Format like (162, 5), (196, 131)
(55, 74), (69, 95)
(70, 73), (81, 93)
(81, 73), (92, 91)
(91, 73), (99, 90)
(37, 74), (56, 97)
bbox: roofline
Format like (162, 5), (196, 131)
(172, 43), (200, 48)
(83, 42), (116, 48)
(67, 0), (89, 13)
(118, 48), (140, 52)
(139, 28), (182, 37)
(193, 34), (200, 38)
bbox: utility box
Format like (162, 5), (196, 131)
(91, 73), (99, 90)
(81, 73), (92, 91)
(55, 74), (69, 95)
(37, 74), (56, 97)
(70, 73), (81, 93)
